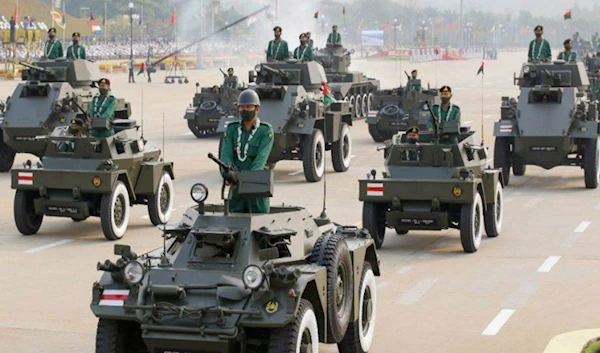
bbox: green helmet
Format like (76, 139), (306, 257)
(237, 89), (261, 107)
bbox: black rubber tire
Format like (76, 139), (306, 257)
(14, 190), (43, 235)
(147, 171), (174, 226)
(0, 132), (15, 172)
(308, 234), (354, 343)
(268, 162), (277, 170)
(584, 138), (599, 189)
(460, 193), (484, 253)
(368, 123), (386, 143)
(338, 263), (377, 353)
(512, 157), (527, 176)
(268, 299), (319, 353)
(331, 123), (352, 172)
(95, 319), (148, 353)
(395, 227), (408, 235)
(493, 137), (511, 186)
(484, 181), (503, 238)
(71, 216), (88, 222)
(100, 181), (130, 241)
(302, 129), (325, 182)
(187, 119), (203, 138)
(362, 202), (386, 249)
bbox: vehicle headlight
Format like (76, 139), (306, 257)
(422, 104), (428, 111)
(243, 265), (265, 290)
(123, 261), (145, 285)
(254, 64), (261, 73)
(523, 65), (531, 74)
(190, 183), (208, 203)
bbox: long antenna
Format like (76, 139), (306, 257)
(162, 111), (165, 160)
(480, 61), (485, 145)
(319, 90), (328, 220)
(140, 83), (144, 140)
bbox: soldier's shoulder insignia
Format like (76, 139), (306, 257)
(260, 121), (273, 128)
(268, 131), (273, 140)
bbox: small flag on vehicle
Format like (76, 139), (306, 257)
(563, 9), (572, 20)
(477, 62), (484, 76)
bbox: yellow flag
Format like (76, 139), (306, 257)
(490, 25), (495, 33)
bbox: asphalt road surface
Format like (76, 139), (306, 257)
(0, 51), (598, 353)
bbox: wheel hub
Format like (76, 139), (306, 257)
(362, 286), (373, 334)
(114, 194), (125, 227)
(159, 184), (170, 213)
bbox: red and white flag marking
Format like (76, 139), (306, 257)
(499, 124), (512, 133)
(366, 183), (384, 196)
(99, 289), (130, 306)
(367, 110), (378, 118)
(17, 172), (33, 185)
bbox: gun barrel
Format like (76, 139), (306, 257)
(219, 68), (227, 77)
(19, 61), (55, 75)
(208, 153), (230, 170)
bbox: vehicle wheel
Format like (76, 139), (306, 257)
(71, 216), (88, 222)
(302, 129), (325, 182)
(100, 181), (130, 241)
(332, 123), (352, 172)
(361, 94), (369, 118)
(584, 138), (599, 189)
(268, 299), (319, 353)
(368, 123), (386, 143)
(493, 137), (511, 186)
(147, 171), (174, 226)
(338, 262), (377, 353)
(0, 132), (15, 172)
(460, 192), (484, 253)
(14, 190), (43, 235)
(349, 95), (356, 118)
(96, 319), (148, 353)
(512, 156), (526, 176)
(484, 181), (503, 238)
(362, 202), (386, 249)
(355, 94), (363, 118)
(366, 92), (374, 113)
(184, 78), (189, 84)
(187, 119), (204, 139)
(308, 233), (353, 343)
(164, 78), (169, 83)
(395, 227), (408, 235)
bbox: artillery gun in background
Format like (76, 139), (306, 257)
(313, 44), (380, 119)
(0, 58), (131, 172)
(494, 60), (599, 188)
(360, 120), (504, 253)
(217, 60), (353, 183)
(184, 70), (246, 138)
(91, 153), (380, 353)
(366, 82), (439, 142)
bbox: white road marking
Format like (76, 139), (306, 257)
(396, 265), (413, 274)
(396, 278), (437, 305)
(482, 309), (515, 336)
(504, 282), (539, 309)
(180, 132), (192, 136)
(288, 170), (304, 176)
(25, 239), (75, 253)
(574, 221), (591, 233)
(464, 120), (472, 125)
(537, 256), (561, 273)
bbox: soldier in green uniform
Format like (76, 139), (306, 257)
(220, 89), (274, 214)
(66, 32), (86, 60)
(402, 126), (420, 161)
(427, 85), (461, 144)
(293, 33), (313, 62)
(44, 28), (63, 59)
(223, 68), (239, 89)
(327, 25), (342, 46)
(58, 118), (85, 152)
(407, 69), (422, 92)
(557, 38), (577, 62)
(527, 25), (552, 62)
(266, 26), (290, 61)
(589, 69), (600, 101)
(306, 32), (314, 48)
(87, 78), (118, 138)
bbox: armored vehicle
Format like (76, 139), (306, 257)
(359, 121), (504, 253)
(184, 80), (244, 138)
(366, 85), (439, 142)
(11, 119), (174, 240)
(91, 154), (381, 353)
(494, 61), (599, 188)
(217, 60), (353, 182)
(0, 59), (131, 172)
(313, 45), (380, 119)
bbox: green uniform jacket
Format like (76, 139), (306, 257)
(557, 50), (577, 62)
(528, 38), (552, 62)
(223, 75), (239, 89)
(221, 120), (274, 213)
(427, 103), (461, 144)
(293, 46), (313, 62)
(402, 148), (419, 161)
(590, 79), (600, 100)
(407, 79), (422, 92)
(267, 39), (290, 61)
(44, 40), (63, 59)
(88, 94), (118, 138)
(66, 44), (86, 59)
(327, 32), (342, 45)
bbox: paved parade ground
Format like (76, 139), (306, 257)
(0, 50), (599, 352)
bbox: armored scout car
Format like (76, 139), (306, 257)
(313, 45), (380, 119)
(0, 59), (131, 172)
(218, 60), (353, 182)
(494, 60), (599, 188)
(360, 121), (504, 253)
(11, 119), (174, 240)
(91, 153), (380, 353)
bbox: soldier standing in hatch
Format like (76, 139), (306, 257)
(293, 33), (313, 62)
(44, 28), (63, 59)
(306, 32), (314, 48)
(266, 26), (290, 61)
(220, 90), (274, 214)
(223, 68), (239, 89)
(66, 32), (86, 60)
(59, 118), (85, 152)
(407, 69), (422, 92)
(527, 25), (552, 62)
(88, 78), (118, 138)
(327, 25), (342, 46)
(558, 39), (577, 62)
(403, 126), (420, 161)
(427, 85), (461, 144)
